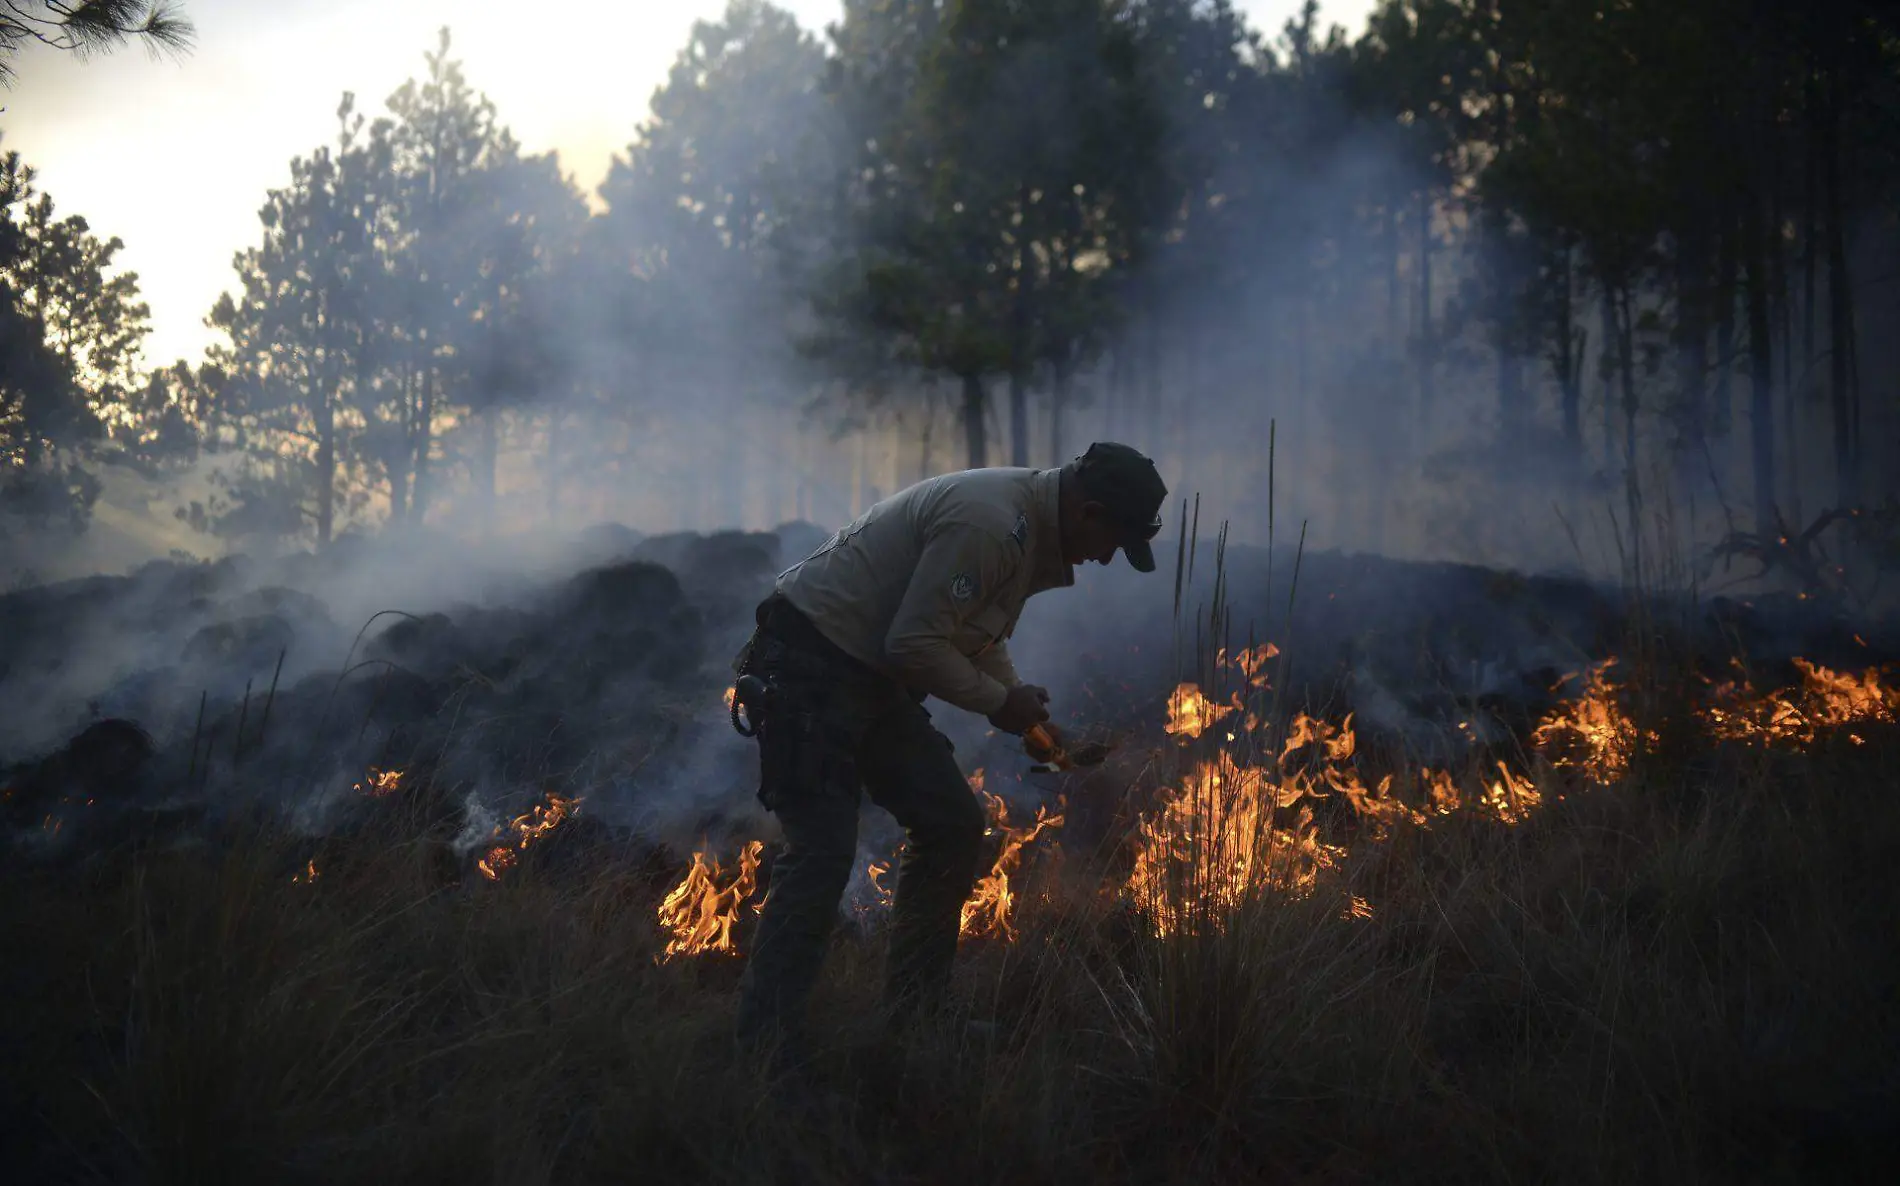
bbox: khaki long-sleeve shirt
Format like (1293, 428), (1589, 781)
(769, 467), (1075, 716)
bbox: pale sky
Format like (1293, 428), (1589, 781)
(1, 0), (1373, 368)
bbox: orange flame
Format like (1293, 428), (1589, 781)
(477, 791), (579, 881)
(355, 767), (403, 797)
(1217, 642), (1280, 688)
(1124, 752), (1348, 935)
(658, 652), (1890, 954)
(1701, 659), (1894, 746)
(1423, 767), (1462, 815)
(656, 840), (765, 961)
(1531, 660), (1643, 782)
(960, 789), (1064, 941)
(292, 858), (320, 884)
(1480, 761), (1541, 825)
(865, 858), (895, 912)
(1710, 653), (1884, 745)
(1164, 682), (1237, 740)
(1282, 711), (1356, 765)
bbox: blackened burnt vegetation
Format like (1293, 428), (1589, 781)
(0, 525), (795, 846)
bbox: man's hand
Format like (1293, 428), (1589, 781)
(988, 683), (1051, 735)
(1023, 721), (1065, 763)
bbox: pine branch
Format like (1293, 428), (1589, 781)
(0, 1), (194, 84)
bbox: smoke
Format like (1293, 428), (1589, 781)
(3, 3), (1893, 872)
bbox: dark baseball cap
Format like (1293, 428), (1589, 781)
(1070, 442), (1168, 572)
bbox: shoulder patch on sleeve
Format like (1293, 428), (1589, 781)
(950, 571), (979, 603)
(1009, 512), (1028, 549)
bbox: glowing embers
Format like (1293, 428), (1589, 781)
(1531, 660), (1645, 783)
(355, 767), (403, 797)
(1701, 658), (1897, 747)
(655, 840), (764, 962)
(477, 791), (579, 881)
(1480, 761), (1542, 825)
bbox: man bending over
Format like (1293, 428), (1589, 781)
(732, 442), (1168, 1058)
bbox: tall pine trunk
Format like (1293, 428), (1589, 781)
(387, 364), (413, 525)
(1048, 353), (1070, 467)
(315, 380), (335, 547)
(1416, 189), (1436, 432)
(1387, 202), (1402, 347)
(1823, 67), (1859, 505)
(545, 405), (563, 524)
(478, 405), (499, 536)
(1008, 370), (1030, 469)
(1742, 197), (1778, 534)
(1712, 231), (1739, 436)
(1615, 283), (1641, 573)
(1008, 185), (1033, 469)
(1674, 211), (1711, 482)
(1498, 342), (1523, 451)
(918, 390), (936, 484)
(961, 372), (987, 470)
(1770, 140), (1799, 517)
(1144, 312), (1163, 461)
(412, 363), (436, 525)
(1555, 242), (1584, 455)
(1600, 291), (1616, 468)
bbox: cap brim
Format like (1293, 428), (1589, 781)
(1123, 537), (1157, 573)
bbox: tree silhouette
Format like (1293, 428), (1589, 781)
(0, 0), (193, 84)
(129, 0), (1900, 557)
(0, 140), (151, 536)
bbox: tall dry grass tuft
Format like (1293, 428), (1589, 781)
(2, 711), (1896, 1183)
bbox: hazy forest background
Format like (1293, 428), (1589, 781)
(4, 0), (1898, 589)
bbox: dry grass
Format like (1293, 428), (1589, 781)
(4, 692), (1898, 1186)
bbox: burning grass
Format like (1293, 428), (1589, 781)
(476, 790), (580, 881)
(3, 652), (1899, 1184)
(656, 839), (764, 961)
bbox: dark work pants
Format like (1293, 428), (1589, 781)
(734, 609), (986, 1049)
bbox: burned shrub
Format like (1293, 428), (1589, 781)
(365, 612), (465, 677)
(224, 584), (333, 635)
(181, 614), (298, 676)
(534, 560), (705, 689)
(558, 559), (683, 623)
(575, 521), (645, 566)
(64, 718), (154, 790)
(679, 530), (779, 590)
(772, 519), (832, 569)
(641, 530), (781, 623)
(1, 717), (154, 829)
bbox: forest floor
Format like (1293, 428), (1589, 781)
(4, 627), (1898, 1186)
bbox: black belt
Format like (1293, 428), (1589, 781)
(756, 594), (865, 671)
(753, 593), (920, 699)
